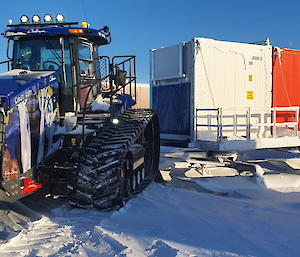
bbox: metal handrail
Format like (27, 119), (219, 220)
(0, 108), (5, 162)
(196, 107), (299, 143)
(80, 56), (137, 153)
(112, 56), (137, 113)
(0, 60), (10, 71)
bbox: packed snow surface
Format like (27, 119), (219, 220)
(1, 147), (300, 256)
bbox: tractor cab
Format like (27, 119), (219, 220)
(3, 14), (136, 117)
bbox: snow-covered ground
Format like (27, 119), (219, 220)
(1, 147), (300, 256)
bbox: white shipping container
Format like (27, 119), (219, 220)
(150, 38), (300, 150)
(193, 38), (272, 110)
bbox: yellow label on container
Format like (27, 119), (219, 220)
(71, 138), (76, 146)
(249, 75), (252, 81)
(247, 91), (253, 100)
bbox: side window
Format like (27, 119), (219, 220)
(77, 41), (97, 110)
(78, 44), (91, 59)
(78, 43), (94, 78)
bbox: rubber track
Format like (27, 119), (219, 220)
(68, 109), (157, 211)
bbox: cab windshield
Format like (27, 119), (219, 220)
(12, 37), (74, 114)
(12, 37), (71, 71)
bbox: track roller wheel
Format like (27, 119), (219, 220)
(137, 170), (142, 185)
(141, 168), (145, 180)
(132, 174), (137, 191)
(123, 177), (132, 197)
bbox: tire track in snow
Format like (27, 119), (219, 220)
(0, 205), (117, 256)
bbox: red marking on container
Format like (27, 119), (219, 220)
(272, 47), (300, 129)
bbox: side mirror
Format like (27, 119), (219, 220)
(103, 26), (109, 33)
(7, 39), (12, 60)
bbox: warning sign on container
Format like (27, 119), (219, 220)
(247, 91), (253, 100)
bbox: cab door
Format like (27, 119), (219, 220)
(75, 39), (98, 110)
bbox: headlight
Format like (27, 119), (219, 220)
(56, 14), (65, 22)
(32, 15), (41, 24)
(44, 14), (53, 23)
(20, 15), (29, 24)
(112, 118), (119, 125)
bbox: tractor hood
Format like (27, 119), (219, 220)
(0, 69), (58, 110)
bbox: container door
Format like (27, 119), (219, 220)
(150, 43), (192, 142)
(152, 82), (191, 138)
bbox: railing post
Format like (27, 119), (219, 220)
(134, 57), (137, 109)
(246, 107), (251, 140)
(218, 108), (223, 144)
(233, 113), (237, 136)
(272, 107), (277, 138)
(195, 109), (198, 140)
(296, 107), (299, 137)
(128, 59), (132, 108)
(208, 114), (211, 131)
(109, 62), (114, 120)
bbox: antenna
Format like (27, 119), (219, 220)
(81, 0), (88, 24)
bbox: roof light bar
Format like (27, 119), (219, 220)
(17, 14), (68, 26)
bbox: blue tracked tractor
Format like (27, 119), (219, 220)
(0, 14), (160, 210)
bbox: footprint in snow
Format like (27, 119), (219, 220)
(260, 205), (276, 211)
(146, 240), (178, 257)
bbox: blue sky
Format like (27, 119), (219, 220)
(0, 0), (300, 83)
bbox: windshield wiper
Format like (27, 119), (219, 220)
(38, 35), (63, 64)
